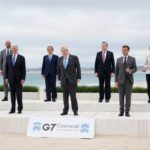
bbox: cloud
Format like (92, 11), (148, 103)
(0, 0), (150, 68)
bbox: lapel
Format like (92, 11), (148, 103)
(126, 56), (131, 67)
(3, 49), (6, 58)
(66, 55), (72, 69)
(105, 51), (109, 62)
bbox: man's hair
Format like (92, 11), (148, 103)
(122, 45), (130, 50)
(101, 41), (108, 46)
(47, 46), (54, 50)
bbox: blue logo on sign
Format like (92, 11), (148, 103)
(32, 122), (42, 132)
(80, 123), (89, 133)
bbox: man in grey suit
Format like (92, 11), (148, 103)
(115, 45), (137, 117)
(57, 47), (81, 116)
(0, 41), (12, 101)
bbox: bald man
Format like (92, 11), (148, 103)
(57, 47), (81, 116)
(0, 41), (12, 101)
(5, 45), (26, 114)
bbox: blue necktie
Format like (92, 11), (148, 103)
(63, 57), (67, 69)
(49, 56), (52, 63)
(12, 55), (16, 66)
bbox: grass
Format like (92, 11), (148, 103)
(0, 85), (147, 93)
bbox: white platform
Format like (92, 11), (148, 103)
(0, 100), (150, 112)
(0, 93), (149, 137)
(0, 111), (150, 137)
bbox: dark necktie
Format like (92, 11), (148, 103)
(7, 49), (9, 56)
(124, 57), (127, 66)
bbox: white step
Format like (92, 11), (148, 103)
(0, 111), (150, 137)
(0, 101), (150, 112)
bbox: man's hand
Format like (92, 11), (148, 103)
(5, 79), (9, 85)
(42, 75), (45, 79)
(0, 71), (3, 76)
(111, 73), (115, 77)
(21, 80), (25, 86)
(115, 82), (119, 88)
(95, 73), (98, 77)
(126, 67), (132, 74)
(77, 79), (80, 83)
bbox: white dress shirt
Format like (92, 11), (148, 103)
(12, 53), (18, 62)
(123, 55), (129, 63)
(144, 55), (150, 74)
(6, 48), (11, 55)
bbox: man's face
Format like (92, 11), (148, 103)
(61, 49), (68, 57)
(101, 43), (108, 51)
(12, 46), (18, 54)
(122, 47), (129, 56)
(5, 41), (11, 49)
(47, 47), (54, 55)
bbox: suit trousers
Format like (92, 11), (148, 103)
(45, 74), (57, 100)
(9, 81), (23, 112)
(3, 75), (9, 97)
(98, 73), (111, 101)
(146, 74), (150, 100)
(62, 79), (78, 113)
(118, 77), (133, 113)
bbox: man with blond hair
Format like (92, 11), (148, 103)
(0, 40), (12, 101)
(57, 47), (81, 116)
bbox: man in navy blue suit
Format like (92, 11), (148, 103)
(41, 46), (58, 102)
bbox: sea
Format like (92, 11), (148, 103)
(0, 68), (147, 88)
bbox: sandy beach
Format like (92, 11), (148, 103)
(0, 134), (149, 150)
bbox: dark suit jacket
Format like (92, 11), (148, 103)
(5, 54), (26, 83)
(57, 54), (81, 85)
(41, 54), (58, 77)
(94, 51), (115, 76)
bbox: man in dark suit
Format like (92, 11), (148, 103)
(0, 40), (12, 101)
(5, 45), (26, 114)
(41, 46), (58, 102)
(95, 42), (115, 103)
(57, 47), (81, 116)
(115, 45), (137, 117)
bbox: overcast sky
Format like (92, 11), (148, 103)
(0, 0), (150, 68)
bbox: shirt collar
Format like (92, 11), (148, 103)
(123, 55), (129, 58)
(102, 50), (107, 53)
(12, 53), (18, 57)
(64, 54), (69, 59)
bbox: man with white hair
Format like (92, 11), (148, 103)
(5, 45), (26, 114)
(57, 47), (81, 116)
(0, 40), (12, 101)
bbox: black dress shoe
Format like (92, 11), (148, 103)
(2, 97), (8, 101)
(106, 100), (110, 103)
(18, 111), (22, 114)
(98, 99), (103, 103)
(60, 112), (68, 116)
(44, 99), (51, 102)
(74, 112), (78, 116)
(148, 100), (150, 103)
(125, 112), (130, 117)
(118, 112), (124, 117)
(9, 111), (15, 114)
(52, 99), (56, 102)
